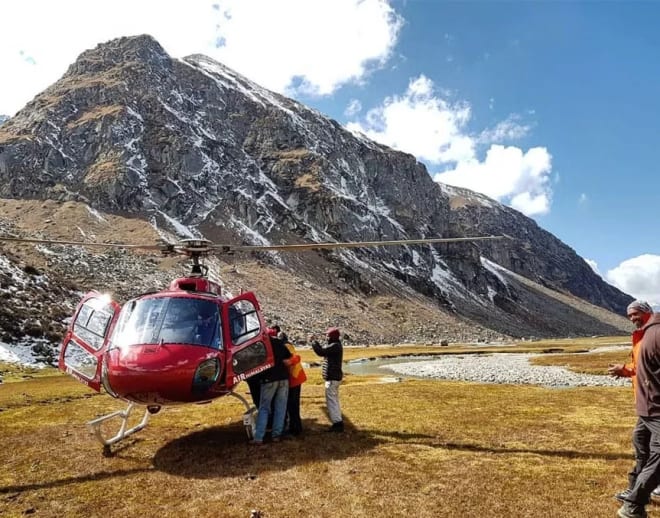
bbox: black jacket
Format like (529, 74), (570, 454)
(312, 339), (343, 381)
(261, 336), (292, 383)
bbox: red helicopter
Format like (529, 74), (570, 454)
(0, 234), (506, 455)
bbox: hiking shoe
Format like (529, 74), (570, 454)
(617, 502), (647, 518)
(327, 421), (344, 433)
(615, 489), (632, 502)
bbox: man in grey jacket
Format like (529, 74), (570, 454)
(618, 310), (660, 518)
(310, 327), (344, 432)
(612, 301), (657, 503)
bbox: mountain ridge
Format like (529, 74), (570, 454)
(0, 35), (633, 350)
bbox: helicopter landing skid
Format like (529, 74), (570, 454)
(229, 391), (257, 440)
(87, 402), (151, 455)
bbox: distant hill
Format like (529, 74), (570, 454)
(0, 35), (633, 349)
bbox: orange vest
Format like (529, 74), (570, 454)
(623, 328), (644, 400)
(285, 343), (307, 388)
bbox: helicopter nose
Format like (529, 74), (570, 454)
(104, 346), (224, 404)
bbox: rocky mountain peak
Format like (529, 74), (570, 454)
(63, 34), (171, 77)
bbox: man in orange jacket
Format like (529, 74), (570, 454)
(284, 338), (307, 436)
(271, 325), (307, 436)
(610, 300), (656, 505)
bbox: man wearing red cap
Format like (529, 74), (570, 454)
(310, 327), (344, 432)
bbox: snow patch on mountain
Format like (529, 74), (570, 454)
(481, 256), (510, 286)
(156, 210), (198, 239)
(439, 183), (497, 209)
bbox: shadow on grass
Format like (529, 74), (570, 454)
(438, 441), (631, 460)
(372, 429), (633, 461)
(0, 467), (153, 494)
(151, 417), (632, 479)
(0, 420), (631, 494)
(151, 415), (378, 479)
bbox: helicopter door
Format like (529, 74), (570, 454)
(223, 293), (274, 390)
(59, 291), (121, 391)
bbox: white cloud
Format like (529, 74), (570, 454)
(510, 190), (550, 216)
(436, 145), (552, 216)
(585, 258), (601, 276)
(345, 75), (552, 217)
(346, 75), (474, 163)
(212, 0), (403, 97)
(0, 1), (212, 114)
(478, 115), (531, 143)
(606, 255), (660, 307)
(0, 0), (403, 115)
(345, 99), (363, 117)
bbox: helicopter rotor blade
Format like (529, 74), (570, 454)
(0, 234), (510, 257)
(208, 235), (508, 254)
(0, 235), (166, 251)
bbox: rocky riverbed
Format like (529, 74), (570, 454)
(375, 353), (630, 388)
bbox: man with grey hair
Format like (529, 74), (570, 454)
(611, 301), (656, 506)
(610, 301), (655, 378)
(628, 300), (654, 321)
(613, 300), (660, 518)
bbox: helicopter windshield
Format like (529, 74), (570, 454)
(110, 296), (222, 349)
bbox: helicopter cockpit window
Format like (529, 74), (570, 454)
(72, 298), (115, 351)
(229, 300), (260, 346)
(160, 298), (222, 349)
(111, 297), (222, 350)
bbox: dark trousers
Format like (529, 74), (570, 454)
(627, 416), (660, 506)
(287, 385), (303, 435)
(247, 378), (261, 407)
(629, 417), (652, 489)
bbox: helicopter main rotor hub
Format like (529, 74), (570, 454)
(157, 238), (214, 258)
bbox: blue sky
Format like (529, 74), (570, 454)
(1, 0), (659, 305)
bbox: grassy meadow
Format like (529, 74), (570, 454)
(0, 336), (655, 518)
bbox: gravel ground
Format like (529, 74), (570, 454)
(382, 353), (631, 388)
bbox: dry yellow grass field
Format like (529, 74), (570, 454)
(0, 338), (655, 518)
